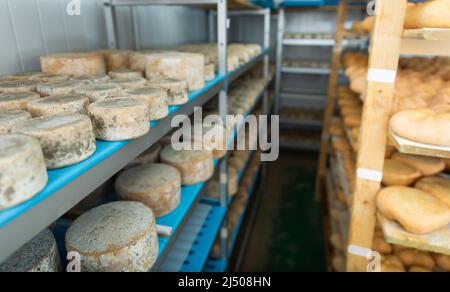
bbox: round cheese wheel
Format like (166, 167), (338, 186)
(12, 114), (96, 169)
(398, 249), (436, 270)
(434, 254), (450, 272)
(75, 83), (121, 103)
(415, 176), (450, 209)
(37, 80), (82, 97)
(0, 135), (47, 210)
(404, 0), (450, 29)
(6, 72), (44, 81)
(65, 201), (158, 272)
(129, 50), (169, 74)
(0, 229), (60, 272)
(391, 152), (445, 176)
(88, 97), (149, 141)
(147, 78), (188, 106)
(121, 87), (169, 121)
(110, 77), (147, 89)
(109, 69), (142, 79)
(381, 255), (406, 272)
(204, 63), (215, 81)
(377, 186), (450, 234)
(160, 145), (214, 185)
(0, 110), (31, 135)
(116, 163), (181, 217)
(27, 94), (89, 117)
(71, 74), (110, 85)
(0, 80), (41, 93)
(7, 72), (68, 83)
(382, 159), (422, 186)
(98, 50), (131, 71)
(145, 52), (205, 91)
(0, 92), (40, 111)
(40, 52), (106, 77)
(126, 143), (162, 169)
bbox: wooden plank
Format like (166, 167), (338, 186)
(401, 38), (450, 57)
(389, 131), (450, 159)
(346, 0), (407, 272)
(378, 214), (450, 256)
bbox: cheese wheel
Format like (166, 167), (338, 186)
(0, 135), (47, 209)
(391, 152), (445, 176)
(382, 159), (422, 186)
(98, 50), (131, 71)
(88, 97), (149, 141)
(147, 78), (189, 105)
(0, 110), (32, 135)
(0, 92), (40, 111)
(109, 69), (142, 79)
(27, 94), (89, 117)
(12, 114), (96, 169)
(110, 77), (147, 89)
(160, 145), (214, 185)
(204, 166), (238, 198)
(65, 201), (158, 272)
(75, 83), (122, 103)
(415, 176), (450, 208)
(116, 163), (181, 217)
(37, 80), (83, 97)
(398, 249), (436, 270)
(7, 72), (68, 83)
(71, 74), (110, 85)
(434, 254), (450, 272)
(121, 87), (169, 121)
(145, 52), (205, 91)
(6, 72), (44, 81)
(377, 186), (450, 234)
(127, 143), (161, 168)
(381, 256), (406, 272)
(40, 52), (106, 77)
(404, 0), (450, 29)
(0, 80), (40, 93)
(205, 63), (215, 81)
(129, 50), (169, 73)
(409, 266), (432, 272)
(0, 229), (60, 272)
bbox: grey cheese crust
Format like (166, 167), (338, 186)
(27, 94), (89, 117)
(121, 86), (169, 121)
(65, 201), (158, 272)
(0, 92), (40, 111)
(75, 83), (122, 103)
(37, 80), (83, 97)
(116, 163), (181, 217)
(0, 135), (47, 210)
(0, 228), (60, 272)
(147, 78), (189, 106)
(0, 110), (32, 135)
(88, 97), (150, 141)
(12, 113), (96, 169)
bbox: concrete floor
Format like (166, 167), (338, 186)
(239, 150), (327, 272)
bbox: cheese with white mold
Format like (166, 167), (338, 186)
(27, 94), (89, 117)
(121, 86), (168, 121)
(0, 110), (32, 134)
(37, 80), (83, 97)
(71, 74), (110, 85)
(12, 113), (96, 169)
(0, 135), (47, 210)
(75, 83), (122, 103)
(40, 52), (106, 77)
(0, 92), (40, 111)
(147, 78), (188, 105)
(110, 77), (147, 89)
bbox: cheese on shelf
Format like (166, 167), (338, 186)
(12, 114), (96, 169)
(0, 135), (47, 210)
(129, 50), (169, 74)
(116, 163), (181, 217)
(126, 143), (162, 169)
(7, 72), (68, 83)
(37, 80), (83, 97)
(0, 229), (60, 272)
(147, 78), (189, 106)
(121, 87), (169, 121)
(415, 176), (450, 208)
(160, 145), (214, 185)
(40, 52), (106, 77)
(88, 97), (149, 141)
(382, 159), (422, 186)
(0, 92), (40, 111)
(97, 50), (131, 71)
(145, 52), (205, 91)
(27, 94), (89, 117)
(0, 110), (31, 134)
(0, 80), (41, 93)
(65, 201), (158, 272)
(75, 83), (122, 103)
(71, 74), (110, 85)
(205, 63), (215, 81)
(109, 69), (143, 79)
(110, 77), (147, 89)
(391, 152), (445, 176)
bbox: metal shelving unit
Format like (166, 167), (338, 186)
(0, 0), (272, 271)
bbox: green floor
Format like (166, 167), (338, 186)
(239, 150), (327, 272)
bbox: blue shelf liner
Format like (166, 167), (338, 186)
(204, 258), (228, 273)
(0, 49), (269, 230)
(179, 204), (226, 272)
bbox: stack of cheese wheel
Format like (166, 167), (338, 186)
(160, 145), (214, 185)
(75, 83), (122, 103)
(147, 79), (189, 106)
(0, 110), (31, 134)
(88, 97), (149, 141)
(27, 95), (89, 117)
(0, 135), (47, 210)
(40, 52), (106, 77)
(109, 68), (142, 79)
(12, 113), (96, 169)
(0, 229), (60, 272)
(0, 80), (41, 93)
(121, 87), (169, 121)
(71, 74), (110, 85)
(116, 163), (181, 217)
(145, 52), (205, 91)
(37, 80), (82, 97)
(65, 201), (158, 272)
(0, 92), (40, 111)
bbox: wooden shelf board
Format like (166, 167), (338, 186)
(403, 28), (450, 41)
(378, 213), (450, 256)
(401, 37), (450, 57)
(389, 130), (450, 159)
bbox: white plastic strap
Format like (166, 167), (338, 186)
(156, 225), (172, 237)
(367, 68), (397, 83)
(348, 245), (372, 258)
(357, 168), (383, 182)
